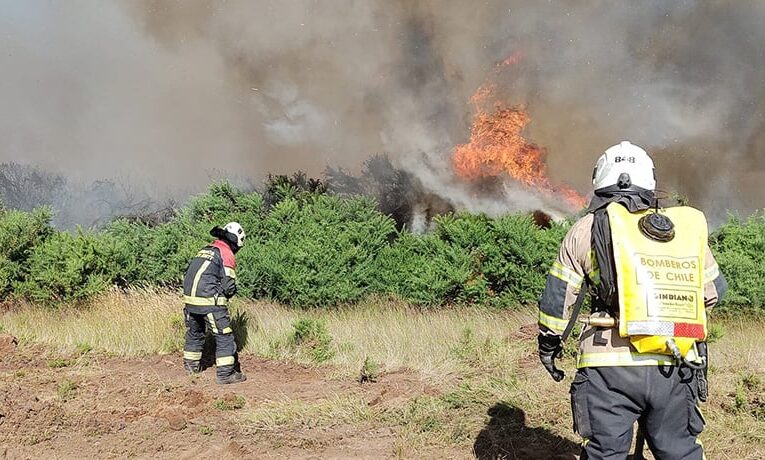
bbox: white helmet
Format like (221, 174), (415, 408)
(223, 222), (246, 248)
(592, 141), (656, 192)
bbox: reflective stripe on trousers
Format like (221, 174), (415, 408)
(182, 306), (238, 378)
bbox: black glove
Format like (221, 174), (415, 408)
(538, 333), (565, 382)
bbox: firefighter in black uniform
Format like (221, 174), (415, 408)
(182, 222), (246, 384)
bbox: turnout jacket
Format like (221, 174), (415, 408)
(538, 211), (728, 368)
(183, 239), (237, 307)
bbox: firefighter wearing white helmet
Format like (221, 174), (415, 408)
(223, 221), (246, 248)
(592, 140), (656, 192)
(537, 141), (727, 459)
(182, 222), (247, 384)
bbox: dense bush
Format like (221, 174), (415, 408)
(710, 213), (765, 314)
(14, 230), (122, 304)
(0, 206), (54, 298)
(239, 195), (396, 306)
(374, 231), (474, 305)
(0, 181), (762, 314)
(433, 213), (569, 306)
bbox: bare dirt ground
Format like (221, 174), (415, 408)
(0, 334), (470, 460)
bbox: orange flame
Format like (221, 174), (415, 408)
(452, 58), (586, 210)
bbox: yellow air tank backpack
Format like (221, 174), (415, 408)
(607, 202), (708, 364)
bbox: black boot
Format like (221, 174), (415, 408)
(216, 371), (247, 385)
(184, 359), (201, 375)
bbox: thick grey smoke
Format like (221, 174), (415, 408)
(1, 1), (763, 224)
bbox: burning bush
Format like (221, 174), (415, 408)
(326, 154), (454, 231)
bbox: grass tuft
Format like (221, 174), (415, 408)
(47, 358), (74, 369)
(247, 395), (373, 431)
(213, 394), (247, 411)
(359, 355), (380, 383)
(57, 378), (78, 401)
(75, 342), (93, 355)
(290, 318), (336, 363)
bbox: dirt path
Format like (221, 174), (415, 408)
(0, 335), (457, 459)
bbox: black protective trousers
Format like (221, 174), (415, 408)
(570, 366), (705, 460)
(183, 306), (238, 378)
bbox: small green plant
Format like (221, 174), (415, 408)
(730, 372), (765, 419)
(57, 378), (78, 401)
(14, 370), (26, 378)
(75, 342), (93, 355)
(359, 356), (380, 383)
(734, 383), (748, 413)
(199, 425), (214, 436)
(213, 394), (247, 411)
(169, 313), (184, 331)
(452, 327), (477, 362)
(742, 372), (762, 390)
(47, 358), (74, 369)
(291, 318), (335, 363)
(707, 323), (725, 344)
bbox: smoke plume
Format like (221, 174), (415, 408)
(1, 1), (763, 224)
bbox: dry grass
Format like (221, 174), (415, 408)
(2, 289), (765, 458)
(2, 288), (532, 380)
(251, 298), (533, 381)
(1, 288), (186, 355)
(247, 394), (375, 431)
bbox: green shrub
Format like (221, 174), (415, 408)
(290, 318), (335, 363)
(14, 230), (122, 304)
(0, 178), (760, 314)
(709, 214), (765, 313)
(481, 214), (568, 306)
(0, 207), (54, 298)
(239, 195), (395, 307)
(104, 183), (263, 288)
(374, 231), (473, 306)
(374, 212), (566, 307)
(142, 214), (209, 285)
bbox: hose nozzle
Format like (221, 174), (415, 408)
(666, 339), (708, 370)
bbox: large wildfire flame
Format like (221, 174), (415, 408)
(452, 58), (587, 210)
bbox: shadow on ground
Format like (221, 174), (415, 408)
(473, 402), (580, 460)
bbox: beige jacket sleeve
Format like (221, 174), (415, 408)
(538, 214), (596, 335)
